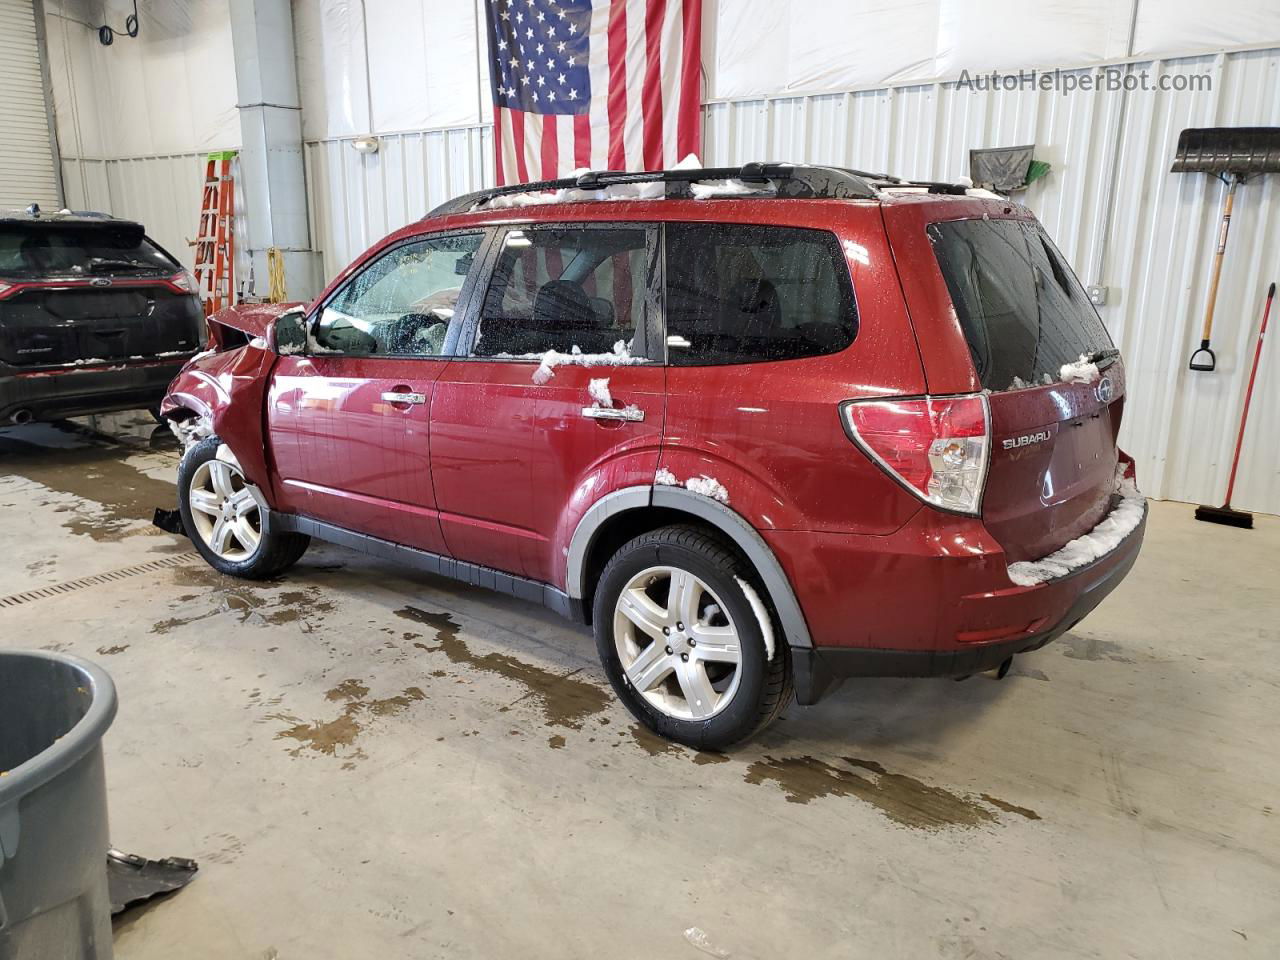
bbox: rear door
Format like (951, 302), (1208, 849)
(430, 223), (665, 583)
(899, 210), (1122, 561)
(0, 220), (202, 366)
(266, 231), (486, 554)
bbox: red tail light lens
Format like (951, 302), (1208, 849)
(841, 394), (991, 515)
(0, 281), (23, 301)
(165, 271), (199, 295)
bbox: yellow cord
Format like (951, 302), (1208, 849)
(266, 246), (287, 303)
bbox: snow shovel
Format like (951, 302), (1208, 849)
(1195, 282), (1274, 529)
(1171, 127), (1280, 371)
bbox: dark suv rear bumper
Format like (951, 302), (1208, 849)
(0, 357), (191, 423)
(791, 504), (1147, 704)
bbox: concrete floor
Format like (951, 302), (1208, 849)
(1, 414), (1277, 959)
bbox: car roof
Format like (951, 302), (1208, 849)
(0, 208), (140, 230)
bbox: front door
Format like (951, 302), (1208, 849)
(266, 231), (487, 554)
(431, 224), (665, 583)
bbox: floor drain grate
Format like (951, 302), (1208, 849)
(0, 553), (198, 609)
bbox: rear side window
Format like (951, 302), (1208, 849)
(0, 223), (176, 278)
(474, 227), (654, 358)
(664, 223), (857, 365)
(928, 219), (1113, 390)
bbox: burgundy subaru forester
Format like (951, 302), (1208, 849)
(160, 163), (1146, 748)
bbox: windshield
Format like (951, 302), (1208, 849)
(0, 223), (177, 279)
(928, 218), (1114, 391)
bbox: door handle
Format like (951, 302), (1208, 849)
(382, 391), (426, 405)
(581, 405), (644, 422)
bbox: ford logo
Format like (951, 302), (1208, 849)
(90, 277), (113, 287)
(1095, 376), (1115, 404)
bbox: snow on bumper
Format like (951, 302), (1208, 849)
(1006, 477), (1146, 587)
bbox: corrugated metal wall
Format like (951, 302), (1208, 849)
(85, 46), (1277, 515)
(60, 153), (215, 272)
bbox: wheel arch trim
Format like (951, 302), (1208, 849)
(565, 486), (813, 649)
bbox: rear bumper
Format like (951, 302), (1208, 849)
(0, 358), (189, 423)
(785, 503), (1147, 704)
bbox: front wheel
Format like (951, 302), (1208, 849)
(593, 525), (792, 749)
(178, 437), (309, 578)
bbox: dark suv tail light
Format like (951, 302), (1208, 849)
(841, 394), (991, 515)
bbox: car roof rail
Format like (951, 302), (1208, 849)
(425, 162), (897, 217)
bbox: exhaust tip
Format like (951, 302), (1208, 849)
(10, 409), (34, 425)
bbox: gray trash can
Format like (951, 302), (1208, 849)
(0, 651), (117, 960)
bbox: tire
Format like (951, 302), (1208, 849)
(178, 437), (309, 579)
(593, 524), (793, 749)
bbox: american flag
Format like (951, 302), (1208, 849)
(485, 0), (703, 184)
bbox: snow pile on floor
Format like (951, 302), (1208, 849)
(654, 467), (679, 486)
(1006, 468), (1145, 587)
(587, 378), (612, 407)
(684, 475), (730, 504)
(529, 341), (647, 384)
(736, 577), (776, 661)
(1059, 354), (1101, 385)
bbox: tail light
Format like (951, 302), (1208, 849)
(164, 271), (199, 295)
(0, 281), (22, 301)
(841, 394), (990, 515)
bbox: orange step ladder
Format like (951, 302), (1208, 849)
(193, 151), (236, 317)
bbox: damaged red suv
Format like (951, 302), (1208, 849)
(160, 163), (1146, 748)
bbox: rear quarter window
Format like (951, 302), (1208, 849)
(664, 223), (857, 365)
(928, 218), (1113, 390)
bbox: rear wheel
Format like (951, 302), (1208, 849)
(178, 437), (309, 578)
(593, 525), (792, 749)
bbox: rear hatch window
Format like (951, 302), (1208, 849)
(929, 218), (1113, 390)
(0, 221), (176, 278)
(0, 221), (200, 366)
(928, 217), (1125, 563)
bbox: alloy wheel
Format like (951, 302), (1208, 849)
(612, 565), (743, 720)
(187, 458), (262, 562)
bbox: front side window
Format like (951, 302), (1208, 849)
(473, 227), (654, 358)
(663, 223), (858, 365)
(314, 233), (483, 357)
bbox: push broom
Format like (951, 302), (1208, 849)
(1195, 282), (1274, 529)
(1171, 127), (1280, 371)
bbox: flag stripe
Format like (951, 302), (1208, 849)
(659, 0), (684, 166)
(511, 108), (530, 185)
(495, 108), (507, 186)
(642, 0), (666, 171)
(678, 0), (702, 160)
(606, 0), (628, 170)
(574, 113), (592, 171)
(541, 113), (559, 181)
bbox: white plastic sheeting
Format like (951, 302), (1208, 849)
(708, 0), (1279, 98)
(43, 0), (239, 158)
(293, 0), (489, 140)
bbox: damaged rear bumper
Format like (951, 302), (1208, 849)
(791, 503), (1147, 704)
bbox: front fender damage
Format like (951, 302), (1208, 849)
(154, 337), (278, 536)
